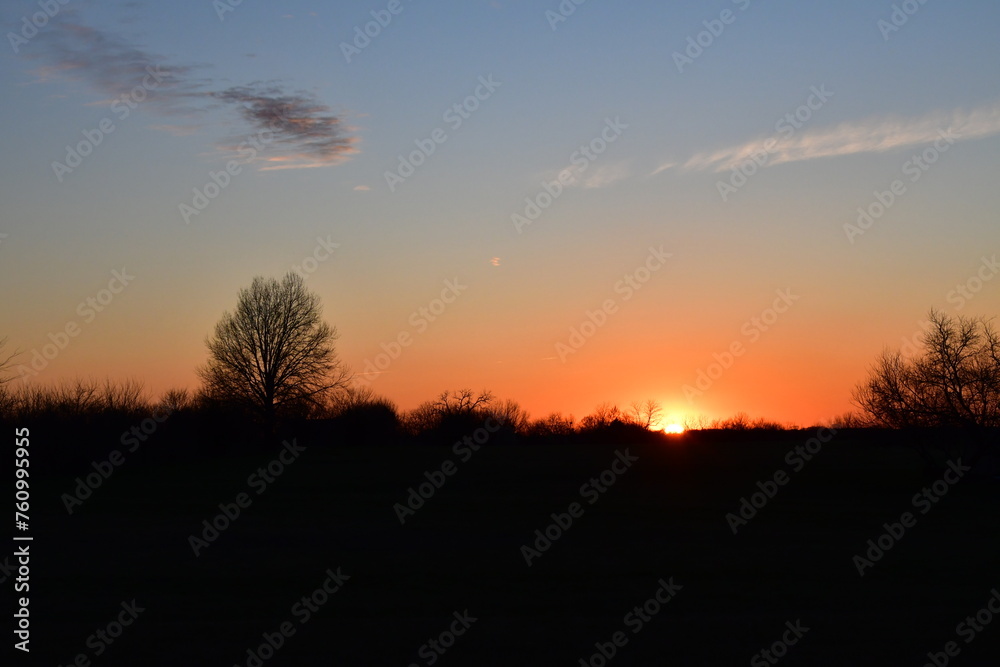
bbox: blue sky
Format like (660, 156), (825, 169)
(2, 0), (999, 425)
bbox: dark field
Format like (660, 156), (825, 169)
(16, 428), (1000, 665)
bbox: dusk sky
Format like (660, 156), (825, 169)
(2, 0), (998, 427)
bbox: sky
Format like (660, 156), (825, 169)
(1, 0), (998, 428)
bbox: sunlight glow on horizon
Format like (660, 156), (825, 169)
(1, 1), (998, 428)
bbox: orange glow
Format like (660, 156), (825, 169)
(663, 423), (685, 434)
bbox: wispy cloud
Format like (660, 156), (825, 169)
(542, 159), (631, 189)
(28, 18), (357, 170)
(648, 161), (676, 177)
(32, 21), (204, 114)
(682, 101), (1000, 173)
(213, 84), (358, 168)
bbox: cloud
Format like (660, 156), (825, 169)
(28, 18), (357, 170)
(543, 160), (631, 189)
(648, 161), (676, 177)
(213, 84), (357, 168)
(682, 101), (1000, 173)
(352, 185), (371, 191)
(31, 21), (205, 115)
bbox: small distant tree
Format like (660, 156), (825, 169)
(629, 399), (663, 430)
(327, 385), (401, 442)
(198, 273), (349, 426)
(580, 402), (622, 430)
(712, 411), (753, 430)
(683, 414), (711, 431)
(432, 388), (494, 417)
(159, 388), (193, 413)
(829, 411), (870, 429)
(487, 398), (529, 435)
(526, 412), (575, 437)
(710, 412), (786, 431)
(405, 389), (494, 437)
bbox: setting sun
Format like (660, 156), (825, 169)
(663, 423), (686, 434)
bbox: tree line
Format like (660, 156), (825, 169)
(2, 274), (998, 449)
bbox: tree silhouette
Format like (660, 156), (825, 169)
(629, 399), (663, 430)
(198, 272), (349, 426)
(405, 389), (496, 437)
(0, 337), (18, 385)
(853, 309), (1000, 430)
(580, 402), (622, 430)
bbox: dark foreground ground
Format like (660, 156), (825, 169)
(6, 425), (1000, 665)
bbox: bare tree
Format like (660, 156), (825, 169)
(0, 337), (18, 385)
(404, 389), (495, 436)
(629, 399), (663, 430)
(159, 388), (193, 413)
(854, 310), (1000, 429)
(828, 411), (871, 429)
(431, 388), (494, 417)
(487, 398), (529, 434)
(198, 272), (349, 424)
(527, 412), (575, 437)
(580, 402), (622, 430)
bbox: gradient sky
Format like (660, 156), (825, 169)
(2, 0), (998, 427)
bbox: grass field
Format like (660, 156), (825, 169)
(22, 428), (1000, 665)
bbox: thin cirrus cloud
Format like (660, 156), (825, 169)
(213, 84), (358, 170)
(541, 160), (631, 190)
(28, 18), (357, 170)
(676, 101), (1000, 174)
